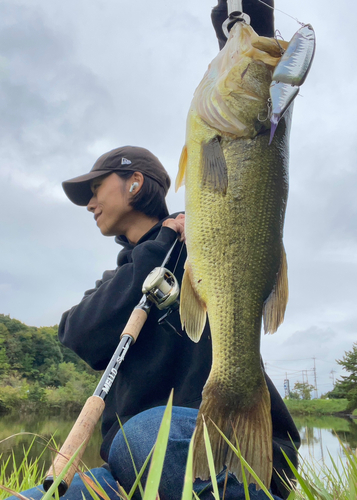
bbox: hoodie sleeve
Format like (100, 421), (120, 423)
(58, 226), (178, 370)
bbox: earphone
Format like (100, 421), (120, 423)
(129, 182), (139, 193)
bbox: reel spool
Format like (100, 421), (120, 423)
(142, 267), (180, 310)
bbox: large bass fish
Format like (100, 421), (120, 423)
(176, 22), (293, 488)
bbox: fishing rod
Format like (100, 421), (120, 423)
(43, 239), (181, 496)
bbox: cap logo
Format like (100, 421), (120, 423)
(121, 157), (132, 165)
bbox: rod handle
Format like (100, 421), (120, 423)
(121, 307), (148, 343)
(43, 395), (105, 496)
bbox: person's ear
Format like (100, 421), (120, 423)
(129, 172), (144, 194)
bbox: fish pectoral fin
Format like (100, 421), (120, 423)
(175, 145), (187, 191)
(263, 244), (289, 334)
(180, 261), (207, 343)
(201, 137), (228, 194)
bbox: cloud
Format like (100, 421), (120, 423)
(262, 325), (355, 397)
(0, 2), (114, 191)
(0, 0), (356, 400)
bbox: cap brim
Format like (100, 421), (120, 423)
(62, 170), (112, 206)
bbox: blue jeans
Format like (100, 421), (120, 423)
(7, 406), (282, 500)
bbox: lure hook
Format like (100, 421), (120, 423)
(258, 99), (272, 122)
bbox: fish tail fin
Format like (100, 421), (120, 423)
(180, 261), (207, 342)
(263, 244), (288, 334)
(193, 379), (273, 489)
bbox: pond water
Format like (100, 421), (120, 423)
(292, 414), (356, 472)
(0, 411), (104, 473)
(1, 411), (356, 481)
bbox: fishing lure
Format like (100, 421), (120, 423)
(269, 24), (316, 143)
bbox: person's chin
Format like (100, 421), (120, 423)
(99, 226), (115, 237)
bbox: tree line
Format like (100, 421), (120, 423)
(1, 313), (357, 413)
(327, 343), (357, 410)
(0, 314), (101, 413)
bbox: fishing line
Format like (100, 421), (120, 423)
(256, 0), (304, 26)
(173, 240), (185, 275)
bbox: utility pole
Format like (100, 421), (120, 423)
(284, 372), (290, 398)
(313, 357), (318, 399)
(330, 369), (336, 386)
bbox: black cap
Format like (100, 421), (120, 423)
(62, 146), (171, 206)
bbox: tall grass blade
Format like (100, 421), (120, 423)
(41, 442), (85, 500)
(280, 450), (315, 500)
(142, 391), (173, 500)
(0, 484), (30, 500)
(202, 418), (219, 500)
(327, 449), (344, 485)
(0, 437), (48, 496)
(232, 437), (250, 500)
(210, 421), (275, 500)
(118, 418), (144, 498)
(181, 429), (196, 500)
(79, 472), (113, 500)
(128, 447), (154, 499)
(340, 439), (357, 477)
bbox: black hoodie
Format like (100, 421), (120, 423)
(58, 214), (299, 499)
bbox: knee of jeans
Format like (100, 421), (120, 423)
(108, 406), (198, 497)
(108, 408), (165, 485)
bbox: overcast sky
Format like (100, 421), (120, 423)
(1, 0), (356, 398)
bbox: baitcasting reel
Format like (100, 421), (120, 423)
(142, 267), (180, 310)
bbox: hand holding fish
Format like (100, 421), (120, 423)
(162, 213), (185, 242)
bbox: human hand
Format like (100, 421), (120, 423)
(162, 213), (185, 242)
(211, 0), (275, 47)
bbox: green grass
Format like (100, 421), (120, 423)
(284, 398), (349, 416)
(282, 440), (357, 500)
(2, 397), (357, 500)
(0, 437), (47, 498)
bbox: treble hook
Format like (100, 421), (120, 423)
(274, 30), (285, 55)
(258, 98), (272, 122)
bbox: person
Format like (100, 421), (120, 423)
(11, 146), (298, 500)
(8, 3), (300, 500)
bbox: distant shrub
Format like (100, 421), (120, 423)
(0, 386), (26, 412)
(285, 398), (349, 415)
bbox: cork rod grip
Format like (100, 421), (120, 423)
(121, 308), (148, 343)
(44, 395), (105, 495)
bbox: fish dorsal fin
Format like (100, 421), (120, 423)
(180, 261), (207, 342)
(263, 245), (288, 334)
(202, 137), (228, 194)
(175, 145), (187, 191)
